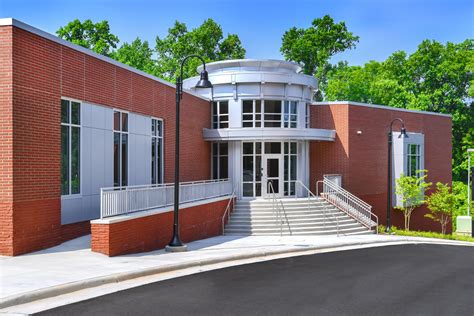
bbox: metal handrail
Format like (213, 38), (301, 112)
(101, 178), (230, 192)
(221, 190), (236, 235)
(295, 180), (339, 236)
(267, 181), (286, 236)
(317, 178), (378, 233)
(100, 178), (232, 218)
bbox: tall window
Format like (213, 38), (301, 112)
(242, 142), (262, 197)
(212, 142), (228, 179)
(61, 99), (81, 195)
(283, 101), (298, 128)
(212, 101), (229, 128)
(407, 144), (421, 177)
(284, 142), (297, 196)
(305, 104), (310, 128)
(242, 100), (298, 128)
(114, 110), (128, 187)
(242, 100), (262, 127)
(151, 118), (164, 184)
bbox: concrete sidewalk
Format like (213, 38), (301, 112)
(1, 234), (472, 310)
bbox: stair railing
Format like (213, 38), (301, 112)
(316, 178), (378, 233)
(267, 181), (286, 236)
(221, 190), (236, 235)
(295, 180), (339, 236)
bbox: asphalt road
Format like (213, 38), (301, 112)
(38, 244), (474, 316)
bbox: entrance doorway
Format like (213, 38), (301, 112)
(263, 155), (283, 198)
(241, 141), (297, 199)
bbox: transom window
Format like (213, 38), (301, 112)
(242, 100), (298, 128)
(61, 99), (81, 195)
(151, 118), (164, 185)
(407, 144), (421, 177)
(212, 142), (229, 179)
(212, 101), (229, 129)
(114, 110), (128, 187)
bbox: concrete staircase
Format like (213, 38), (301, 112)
(224, 198), (373, 236)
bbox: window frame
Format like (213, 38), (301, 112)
(151, 117), (164, 185)
(211, 101), (229, 129)
(406, 143), (421, 178)
(212, 142), (229, 180)
(241, 99), (299, 129)
(61, 97), (82, 197)
(113, 109), (129, 188)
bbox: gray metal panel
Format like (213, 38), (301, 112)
(393, 132), (425, 207)
(61, 103), (116, 224)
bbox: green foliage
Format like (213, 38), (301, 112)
(155, 19), (246, 82)
(112, 38), (157, 75)
(425, 182), (455, 234)
(58, 18), (245, 82)
(280, 15), (359, 94)
(395, 171), (432, 230)
(325, 39), (474, 181)
(377, 225), (474, 242)
(57, 19), (119, 56)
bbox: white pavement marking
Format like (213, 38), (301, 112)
(0, 234), (472, 314)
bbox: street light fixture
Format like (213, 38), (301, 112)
(386, 118), (408, 232)
(166, 55), (213, 252)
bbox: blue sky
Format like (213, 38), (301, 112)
(1, 0), (473, 65)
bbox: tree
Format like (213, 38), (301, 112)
(155, 19), (246, 82)
(112, 38), (156, 75)
(57, 19), (119, 56)
(324, 39), (474, 181)
(395, 171), (432, 231)
(280, 15), (359, 93)
(425, 182), (456, 234)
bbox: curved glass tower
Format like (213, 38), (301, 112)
(183, 59), (335, 199)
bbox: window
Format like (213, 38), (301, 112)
(212, 101), (229, 128)
(242, 100), (298, 128)
(61, 99), (81, 195)
(283, 101), (298, 128)
(264, 100), (282, 127)
(114, 110), (128, 187)
(242, 142), (262, 197)
(407, 144), (421, 177)
(151, 118), (164, 184)
(305, 104), (310, 128)
(212, 142), (228, 179)
(242, 100), (262, 128)
(284, 142), (297, 196)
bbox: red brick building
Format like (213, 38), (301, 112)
(0, 19), (452, 256)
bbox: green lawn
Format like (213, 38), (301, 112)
(377, 225), (474, 243)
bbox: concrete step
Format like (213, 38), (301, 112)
(224, 226), (371, 236)
(229, 217), (356, 225)
(225, 221), (360, 230)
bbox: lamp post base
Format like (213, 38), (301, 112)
(165, 244), (188, 252)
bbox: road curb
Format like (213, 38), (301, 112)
(0, 237), (472, 309)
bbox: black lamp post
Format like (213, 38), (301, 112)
(166, 55), (212, 252)
(386, 118), (408, 232)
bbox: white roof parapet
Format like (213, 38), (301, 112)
(197, 59), (303, 74)
(312, 101), (452, 118)
(202, 128), (336, 142)
(0, 18), (210, 102)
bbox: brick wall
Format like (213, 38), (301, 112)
(0, 24), (211, 256)
(311, 103), (452, 233)
(91, 198), (231, 256)
(0, 26), (14, 255)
